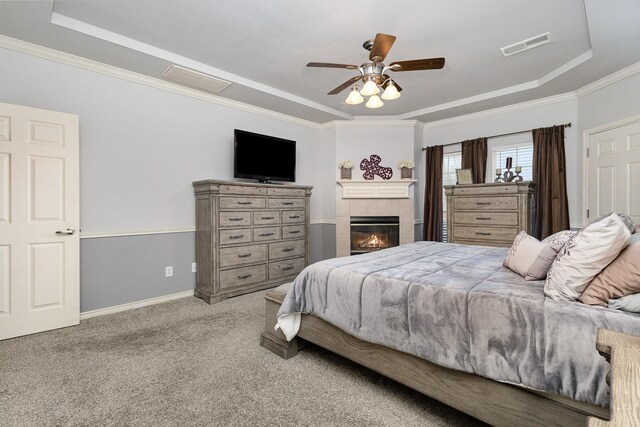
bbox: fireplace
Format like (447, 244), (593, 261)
(350, 216), (400, 255)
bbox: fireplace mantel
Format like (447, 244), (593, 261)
(337, 179), (417, 199)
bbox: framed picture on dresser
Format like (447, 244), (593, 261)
(455, 168), (473, 184)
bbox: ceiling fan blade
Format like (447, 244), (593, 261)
(328, 75), (362, 95)
(389, 57), (445, 71)
(369, 33), (396, 62)
(382, 75), (402, 92)
(307, 62), (359, 70)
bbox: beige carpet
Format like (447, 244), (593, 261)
(0, 290), (485, 426)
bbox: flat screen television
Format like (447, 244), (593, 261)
(234, 129), (296, 183)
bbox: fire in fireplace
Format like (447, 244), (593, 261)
(350, 216), (400, 255)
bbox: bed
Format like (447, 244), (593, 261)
(259, 241), (640, 426)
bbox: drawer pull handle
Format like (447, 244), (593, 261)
(259, 232), (275, 237)
(289, 215), (301, 219)
(282, 265), (294, 271)
(288, 230), (301, 234)
(237, 253), (252, 258)
(282, 202), (294, 205)
(476, 232), (492, 236)
(476, 202), (492, 205)
(282, 247), (295, 252)
(229, 234), (245, 239)
(229, 217), (244, 221)
(237, 201), (252, 205)
(237, 274), (252, 279)
(476, 217), (492, 221)
(261, 216), (275, 220)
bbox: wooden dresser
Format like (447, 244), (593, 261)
(444, 182), (534, 247)
(193, 180), (312, 304)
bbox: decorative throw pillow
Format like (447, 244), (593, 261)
(525, 245), (558, 281)
(608, 293), (640, 314)
(542, 230), (577, 252)
(618, 213), (636, 234)
(579, 233), (640, 306)
(504, 231), (557, 279)
(544, 213), (631, 301)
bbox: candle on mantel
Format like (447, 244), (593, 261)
(506, 157), (513, 169)
(496, 168), (501, 175)
(515, 166), (522, 173)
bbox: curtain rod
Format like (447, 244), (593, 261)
(421, 122), (572, 151)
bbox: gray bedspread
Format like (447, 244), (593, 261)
(276, 241), (640, 407)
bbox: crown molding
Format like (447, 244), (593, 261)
(319, 119), (424, 130)
(0, 35), (329, 130)
(421, 92), (577, 129)
(574, 61), (640, 98)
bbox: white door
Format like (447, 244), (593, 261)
(587, 120), (640, 225)
(0, 102), (79, 340)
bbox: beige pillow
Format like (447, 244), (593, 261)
(544, 213), (631, 301)
(580, 233), (640, 306)
(542, 230), (577, 252)
(504, 231), (557, 279)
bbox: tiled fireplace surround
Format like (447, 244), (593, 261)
(336, 181), (416, 257)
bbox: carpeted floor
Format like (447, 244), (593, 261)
(0, 291), (486, 426)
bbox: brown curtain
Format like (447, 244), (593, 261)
(461, 138), (488, 183)
(423, 145), (444, 241)
(532, 125), (570, 239)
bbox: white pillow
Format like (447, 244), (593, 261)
(542, 230), (577, 252)
(544, 213), (632, 301)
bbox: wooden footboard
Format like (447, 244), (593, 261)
(260, 284), (638, 427)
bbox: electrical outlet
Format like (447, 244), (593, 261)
(191, 262), (197, 273)
(165, 266), (173, 277)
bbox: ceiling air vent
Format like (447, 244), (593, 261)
(162, 65), (231, 93)
(500, 32), (551, 57)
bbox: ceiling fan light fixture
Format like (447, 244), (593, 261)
(360, 80), (380, 96)
(345, 85), (364, 105)
(365, 95), (384, 109)
(381, 81), (401, 100)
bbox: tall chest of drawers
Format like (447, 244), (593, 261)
(444, 182), (534, 248)
(193, 180), (312, 304)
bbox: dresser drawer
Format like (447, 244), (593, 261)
(219, 211), (251, 227)
(282, 210), (305, 224)
(219, 228), (252, 245)
(268, 257), (306, 280)
(453, 212), (519, 226)
(453, 226), (518, 242)
(253, 211), (280, 225)
(268, 187), (307, 197)
(253, 226), (281, 242)
(219, 264), (266, 290)
(219, 244), (267, 267)
(219, 196), (266, 209)
(269, 239), (305, 260)
(282, 225), (305, 239)
(454, 196), (518, 211)
(268, 198), (306, 209)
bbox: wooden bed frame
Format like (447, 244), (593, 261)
(260, 283), (640, 427)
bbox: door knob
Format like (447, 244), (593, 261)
(56, 228), (76, 235)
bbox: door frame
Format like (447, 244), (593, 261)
(582, 113), (640, 227)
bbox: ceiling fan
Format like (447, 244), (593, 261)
(307, 33), (445, 108)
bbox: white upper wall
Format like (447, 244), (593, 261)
(0, 47), (324, 233)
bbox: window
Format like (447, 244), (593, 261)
(492, 143), (534, 181)
(442, 152), (461, 242)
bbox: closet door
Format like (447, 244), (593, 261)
(587, 119), (640, 226)
(0, 102), (79, 340)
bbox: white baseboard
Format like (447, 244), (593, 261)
(80, 290), (194, 320)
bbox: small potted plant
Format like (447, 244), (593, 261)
(397, 160), (415, 179)
(338, 160), (353, 179)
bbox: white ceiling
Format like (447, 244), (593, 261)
(1, 0), (639, 124)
